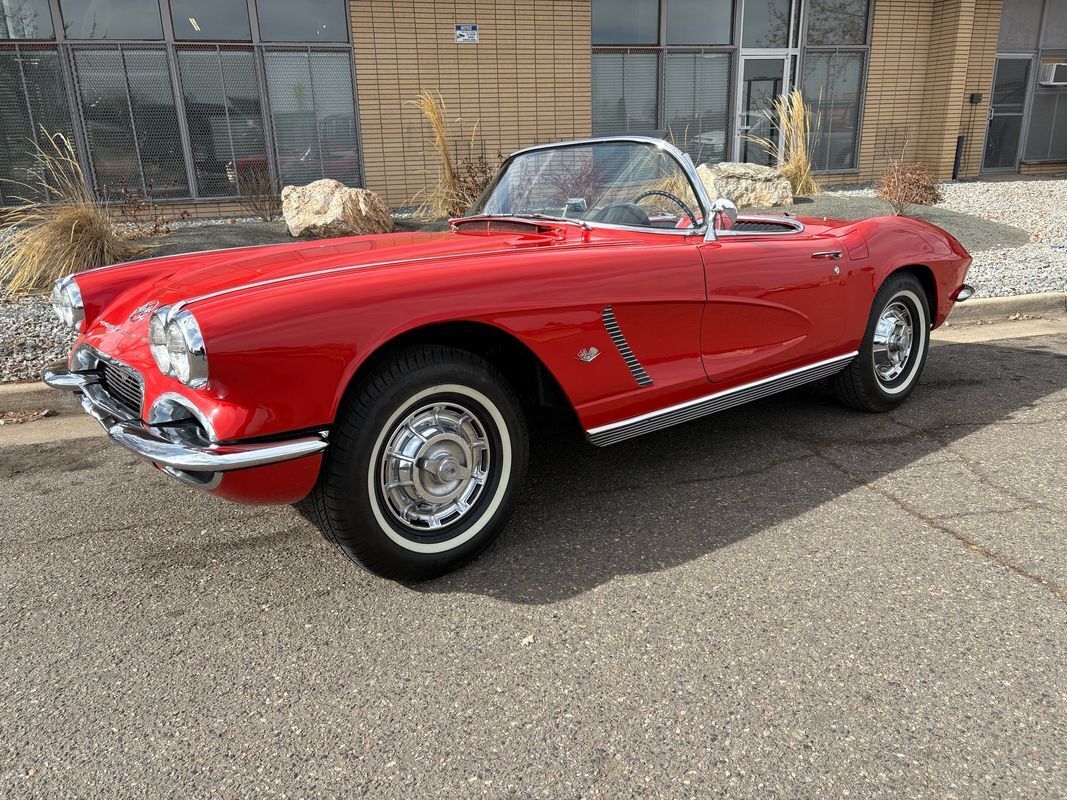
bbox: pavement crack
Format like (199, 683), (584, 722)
(791, 436), (1067, 606)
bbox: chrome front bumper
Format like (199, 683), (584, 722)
(42, 361), (328, 476)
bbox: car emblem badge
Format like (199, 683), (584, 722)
(577, 347), (600, 363)
(129, 300), (160, 322)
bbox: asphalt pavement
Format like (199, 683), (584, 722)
(1, 321), (1065, 799)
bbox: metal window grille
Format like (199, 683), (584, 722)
(1, 1), (363, 204)
(263, 47), (360, 188)
(70, 45), (189, 197)
(0, 44), (74, 204)
(176, 46), (266, 198)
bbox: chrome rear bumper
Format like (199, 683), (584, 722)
(42, 361), (327, 475)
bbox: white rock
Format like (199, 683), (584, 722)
(281, 180), (393, 238)
(696, 162), (793, 208)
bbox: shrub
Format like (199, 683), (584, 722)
(236, 162), (281, 222)
(99, 179), (175, 238)
(744, 89), (822, 198)
(0, 133), (143, 295)
(877, 159), (943, 216)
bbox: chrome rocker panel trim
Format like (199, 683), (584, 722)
(42, 361), (327, 474)
(586, 352), (858, 447)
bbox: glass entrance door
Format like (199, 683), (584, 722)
(983, 56), (1033, 172)
(738, 57), (788, 165)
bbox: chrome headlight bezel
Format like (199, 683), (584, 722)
(148, 306), (171, 375)
(51, 276), (84, 331)
(149, 307), (209, 388)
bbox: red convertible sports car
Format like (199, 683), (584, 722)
(45, 137), (974, 580)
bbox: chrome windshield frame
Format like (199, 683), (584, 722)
(463, 136), (718, 241)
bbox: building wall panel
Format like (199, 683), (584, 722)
(351, 0), (592, 208)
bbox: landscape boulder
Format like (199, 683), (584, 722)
(696, 162), (793, 208)
(281, 179), (393, 238)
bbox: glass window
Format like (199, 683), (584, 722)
(664, 52), (730, 164)
(805, 0), (868, 45)
(178, 47), (265, 197)
(257, 0), (348, 43)
(0, 47), (74, 203)
(60, 0), (163, 39)
(741, 0), (790, 48)
(1, 0), (54, 39)
(592, 0), (658, 45)
(170, 0), (250, 40)
(665, 0), (731, 45)
(264, 49), (358, 186)
(591, 51), (658, 134)
(1025, 93), (1067, 161)
(801, 50), (864, 171)
(72, 47), (188, 195)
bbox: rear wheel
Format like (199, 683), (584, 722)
(299, 345), (528, 580)
(832, 272), (931, 412)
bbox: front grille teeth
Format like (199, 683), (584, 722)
(602, 306), (653, 387)
(100, 359), (144, 416)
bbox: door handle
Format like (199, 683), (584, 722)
(812, 250), (842, 259)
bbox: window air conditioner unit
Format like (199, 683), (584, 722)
(1038, 63), (1067, 87)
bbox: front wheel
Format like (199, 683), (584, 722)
(299, 345), (528, 580)
(832, 272), (931, 412)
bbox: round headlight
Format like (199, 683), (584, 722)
(165, 310), (208, 388)
(51, 277), (84, 331)
(148, 307), (171, 375)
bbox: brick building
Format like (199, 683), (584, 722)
(1, 0), (1064, 212)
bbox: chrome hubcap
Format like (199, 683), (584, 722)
(873, 300), (914, 384)
(379, 402), (491, 532)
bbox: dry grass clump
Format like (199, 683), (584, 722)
(744, 89), (822, 198)
(1, 133), (143, 294)
(877, 157), (943, 216)
(405, 90), (500, 219)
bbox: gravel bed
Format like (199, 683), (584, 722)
(0, 292), (76, 384)
(834, 178), (1067, 298)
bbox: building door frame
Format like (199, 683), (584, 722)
(732, 0), (804, 162)
(981, 54), (1037, 173)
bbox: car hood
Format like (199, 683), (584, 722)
(76, 226), (587, 366)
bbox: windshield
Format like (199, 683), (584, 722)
(469, 141), (705, 231)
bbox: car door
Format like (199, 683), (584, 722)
(697, 232), (847, 385)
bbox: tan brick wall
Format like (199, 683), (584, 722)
(350, 0), (592, 208)
(955, 0), (1002, 178)
(853, 0), (1002, 184)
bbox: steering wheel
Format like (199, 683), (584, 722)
(631, 189), (698, 227)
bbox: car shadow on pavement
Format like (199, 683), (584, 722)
(414, 337), (1067, 604)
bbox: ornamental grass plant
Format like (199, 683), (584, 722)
(406, 90), (499, 219)
(744, 89), (822, 198)
(0, 132), (142, 294)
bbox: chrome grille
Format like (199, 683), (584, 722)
(100, 359), (144, 416)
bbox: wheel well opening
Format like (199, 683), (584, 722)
(345, 321), (575, 422)
(893, 265), (937, 317)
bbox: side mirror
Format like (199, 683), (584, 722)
(711, 198), (738, 230)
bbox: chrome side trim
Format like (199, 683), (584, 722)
(586, 352), (858, 447)
(602, 306), (653, 387)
